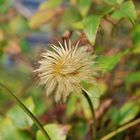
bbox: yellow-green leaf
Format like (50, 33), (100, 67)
(7, 97), (35, 129)
(111, 1), (137, 24)
(37, 124), (71, 140)
(83, 15), (101, 45)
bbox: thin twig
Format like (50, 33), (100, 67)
(82, 88), (96, 140)
(0, 82), (51, 140)
(100, 118), (140, 140)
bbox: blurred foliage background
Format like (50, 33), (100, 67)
(0, 0), (140, 140)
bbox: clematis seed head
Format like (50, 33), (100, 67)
(35, 40), (97, 102)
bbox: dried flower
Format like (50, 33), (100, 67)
(35, 40), (97, 102)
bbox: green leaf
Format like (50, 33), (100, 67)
(0, 0), (12, 13)
(66, 94), (78, 117)
(104, 0), (123, 5)
(0, 50), (3, 58)
(111, 1), (137, 24)
(0, 0), (5, 4)
(40, 0), (62, 9)
(83, 15), (101, 45)
(110, 101), (140, 125)
(86, 85), (102, 109)
(29, 87), (47, 116)
(71, 21), (84, 29)
(119, 102), (140, 125)
(37, 124), (71, 140)
(7, 97), (35, 129)
(131, 45), (140, 54)
(125, 72), (140, 85)
(29, 0), (63, 28)
(77, 0), (91, 17)
(61, 7), (81, 28)
(20, 39), (30, 53)
(131, 24), (140, 54)
(0, 118), (32, 140)
(96, 53), (124, 73)
(8, 15), (28, 35)
(72, 121), (88, 139)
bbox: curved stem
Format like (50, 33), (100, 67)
(82, 88), (96, 140)
(100, 118), (140, 140)
(0, 82), (51, 140)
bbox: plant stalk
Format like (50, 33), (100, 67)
(0, 82), (51, 140)
(100, 118), (140, 140)
(82, 88), (96, 140)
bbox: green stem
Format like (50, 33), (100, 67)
(100, 118), (140, 140)
(82, 88), (96, 140)
(0, 82), (51, 140)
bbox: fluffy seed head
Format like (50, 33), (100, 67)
(35, 40), (97, 102)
